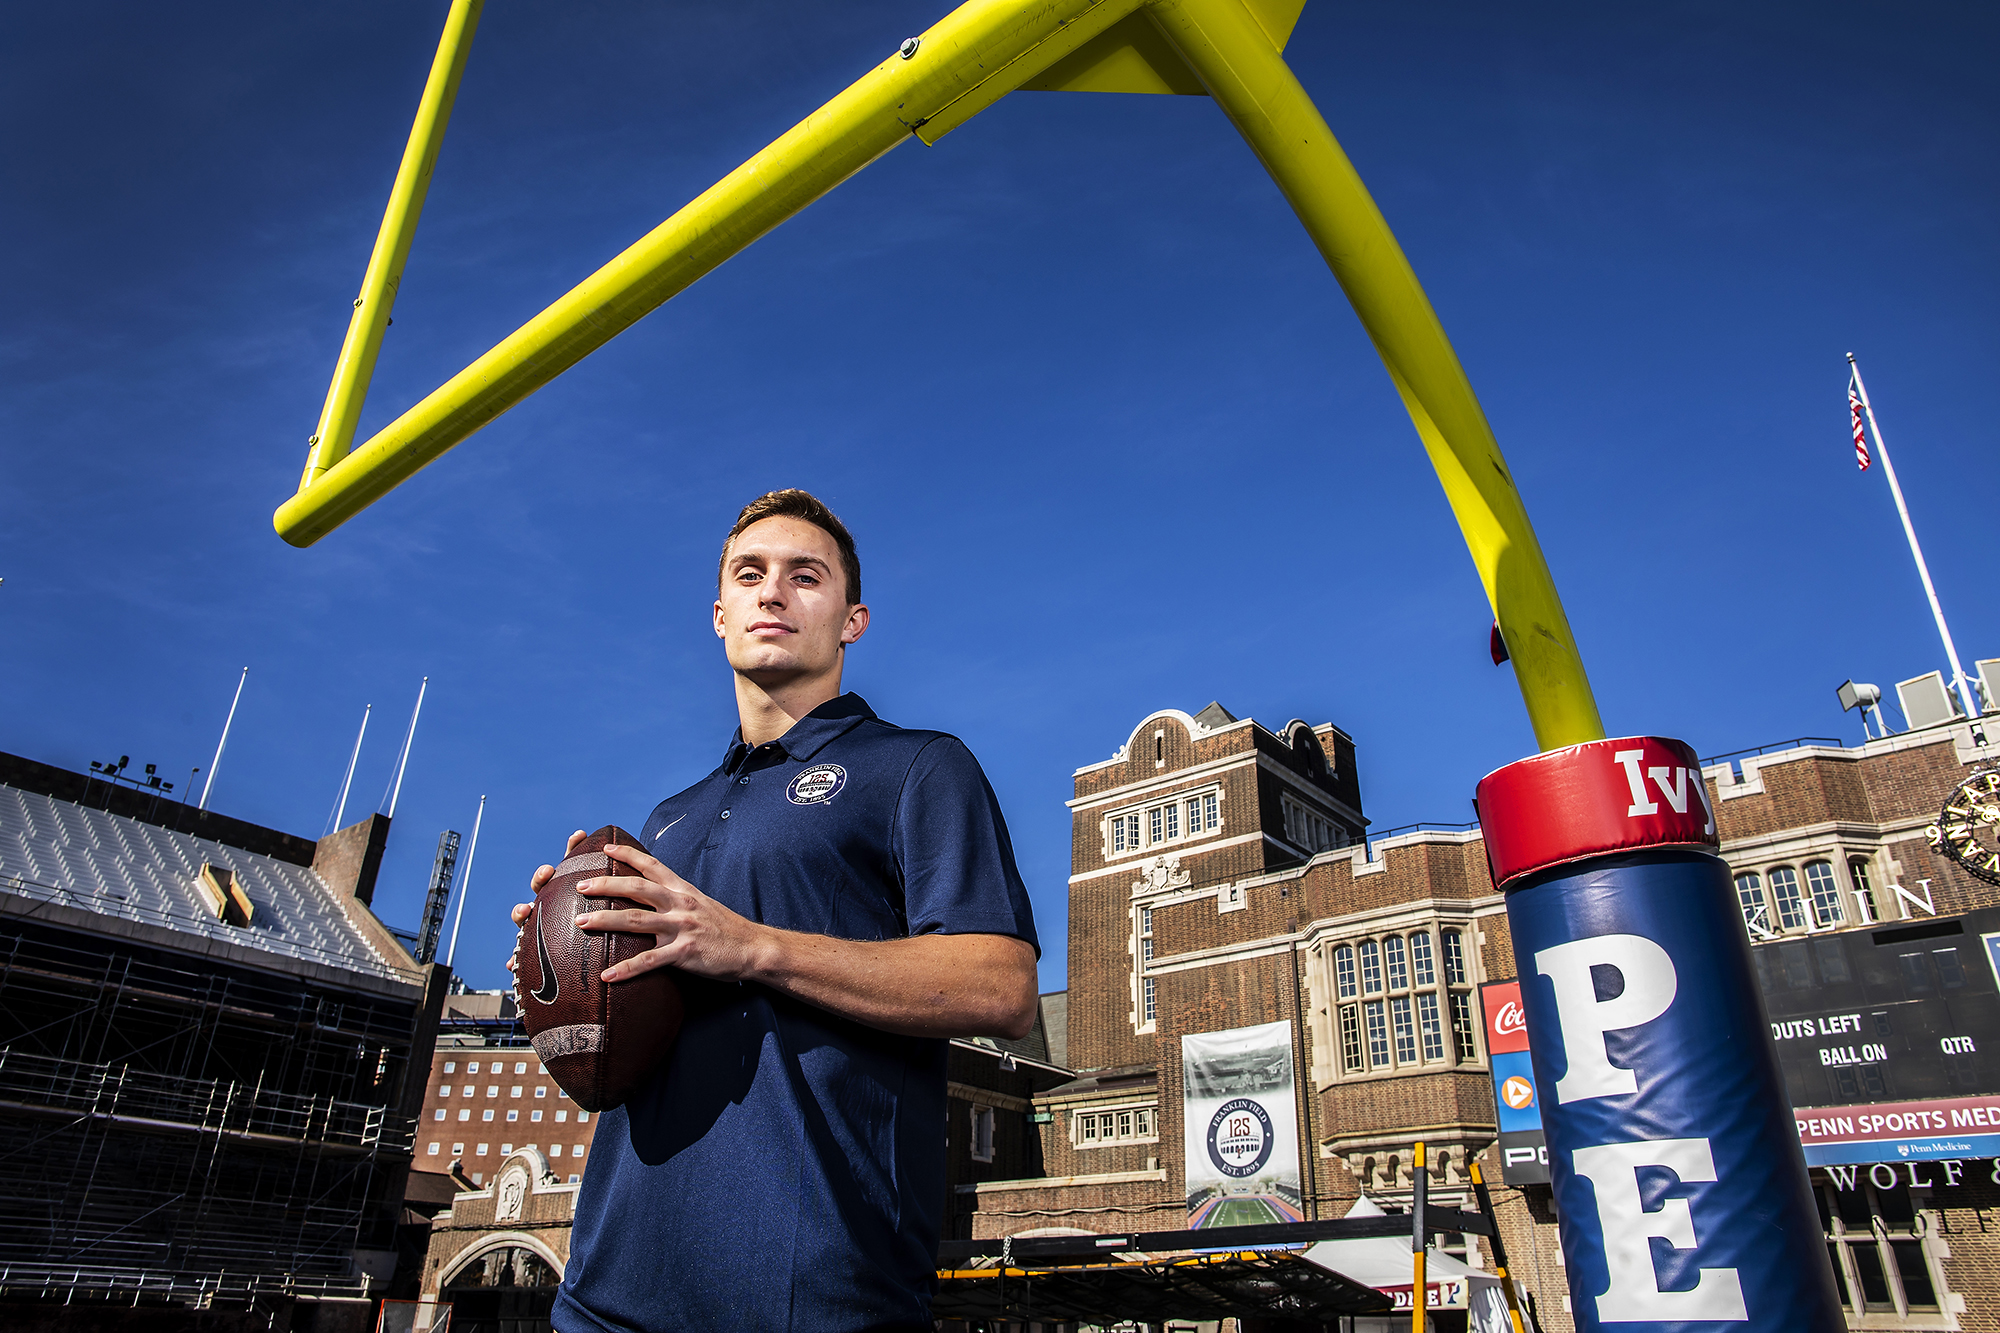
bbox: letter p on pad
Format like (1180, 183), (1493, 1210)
(1536, 934), (1676, 1103)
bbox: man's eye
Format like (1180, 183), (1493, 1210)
(795, 573), (818, 585)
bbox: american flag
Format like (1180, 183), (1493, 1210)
(1848, 375), (1872, 471)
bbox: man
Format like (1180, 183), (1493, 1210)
(511, 489), (1040, 1332)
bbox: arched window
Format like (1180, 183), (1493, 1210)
(1334, 945), (1356, 999)
(1805, 861), (1844, 928)
(1410, 932), (1435, 986)
(1769, 867), (1806, 930)
(1384, 936), (1409, 991)
(1358, 940), (1382, 994)
(1735, 872), (1769, 935)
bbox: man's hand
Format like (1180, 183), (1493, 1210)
(507, 828), (586, 936)
(572, 841), (772, 983)
(511, 839), (1038, 1040)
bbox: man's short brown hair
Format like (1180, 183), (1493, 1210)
(718, 490), (861, 605)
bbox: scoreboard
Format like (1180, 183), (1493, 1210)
(1758, 907), (2000, 1165)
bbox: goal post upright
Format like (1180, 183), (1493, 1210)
(1149, 0), (1602, 749)
(299, 0), (485, 493)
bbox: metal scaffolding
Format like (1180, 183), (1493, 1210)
(0, 915), (423, 1309)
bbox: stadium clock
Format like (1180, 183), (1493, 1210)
(1928, 768), (2000, 886)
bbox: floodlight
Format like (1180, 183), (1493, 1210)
(1835, 681), (1880, 713)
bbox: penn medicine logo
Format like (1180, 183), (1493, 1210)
(786, 763), (847, 805)
(1206, 1098), (1275, 1178)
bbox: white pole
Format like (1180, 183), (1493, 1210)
(383, 676), (428, 818)
(444, 794), (486, 971)
(329, 704), (371, 834)
(198, 668), (248, 812)
(1848, 354), (1982, 722)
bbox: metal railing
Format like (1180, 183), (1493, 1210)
(0, 1262), (372, 1307)
(0, 1048), (414, 1153)
(1360, 820), (1481, 861)
(1699, 737), (1846, 767)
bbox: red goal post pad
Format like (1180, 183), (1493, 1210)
(1475, 737), (1718, 891)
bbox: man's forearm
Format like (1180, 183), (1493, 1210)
(744, 928), (1038, 1040)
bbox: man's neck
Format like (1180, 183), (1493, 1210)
(735, 665), (844, 749)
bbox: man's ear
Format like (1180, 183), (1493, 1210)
(841, 603), (870, 647)
(713, 599), (727, 639)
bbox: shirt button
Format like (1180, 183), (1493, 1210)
(739, 777), (750, 785)
(720, 809), (731, 819)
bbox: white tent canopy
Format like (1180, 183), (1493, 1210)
(1302, 1195), (1512, 1333)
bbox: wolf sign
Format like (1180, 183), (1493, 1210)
(1182, 1021), (1303, 1229)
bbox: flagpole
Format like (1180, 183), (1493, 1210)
(1847, 353), (1982, 723)
(444, 794), (486, 973)
(199, 667), (249, 812)
(328, 704), (371, 834)
(383, 676), (428, 819)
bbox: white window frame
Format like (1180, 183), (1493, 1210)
(1319, 921), (1482, 1082)
(1071, 1101), (1160, 1148)
(1104, 785), (1224, 859)
(1819, 1176), (1954, 1327)
(1136, 906), (1159, 1033)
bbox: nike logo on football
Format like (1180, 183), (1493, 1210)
(531, 908), (560, 1005)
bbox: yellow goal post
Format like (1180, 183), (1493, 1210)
(277, 0), (1605, 752)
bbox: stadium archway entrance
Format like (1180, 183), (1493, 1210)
(438, 1239), (562, 1333)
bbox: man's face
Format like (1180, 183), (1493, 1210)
(714, 516), (867, 684)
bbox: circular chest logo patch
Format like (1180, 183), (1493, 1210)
(1501, 1075), (1536, 1111)
(786, 763), (847, 805)
(1206, 1098), (1275, 1178)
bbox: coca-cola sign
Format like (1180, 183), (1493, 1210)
(1482, 980), (1531, 1055)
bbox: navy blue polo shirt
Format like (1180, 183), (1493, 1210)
(552, 694), (1038, 1333)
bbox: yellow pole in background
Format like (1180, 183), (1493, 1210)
(1468, 1160), (1529, 1333)
(1410, 1139), (1428, 1333)
(1150, 0), (1605, 751)
(300, 0), (484, 492)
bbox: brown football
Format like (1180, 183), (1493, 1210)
(512, 825), (683, 1112)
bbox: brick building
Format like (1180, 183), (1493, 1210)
(413, 992), (601, 1187)
(969, 700), (2000, 1332)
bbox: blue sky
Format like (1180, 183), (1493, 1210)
(3, 1), (1994, 994)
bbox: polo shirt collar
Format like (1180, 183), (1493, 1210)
(722, 693), (877, 772)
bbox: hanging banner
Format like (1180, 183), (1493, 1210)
(1182, 1020), (1304, 1227)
